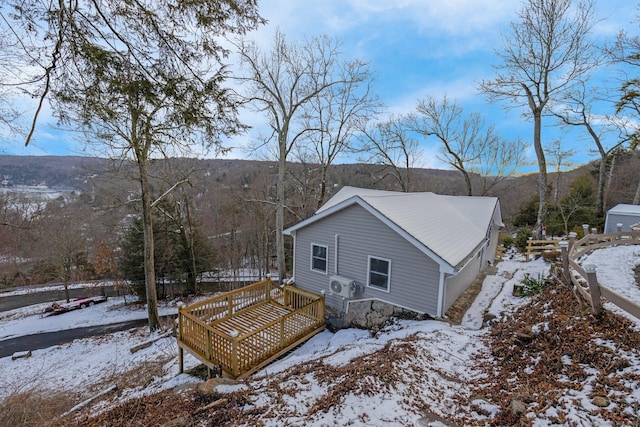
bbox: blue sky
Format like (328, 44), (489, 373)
(2, 0), (638, 172)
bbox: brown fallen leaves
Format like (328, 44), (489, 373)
(461, 281), (640, 426)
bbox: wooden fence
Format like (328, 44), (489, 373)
(560, 230), (640, 320)
(525, 239), (560, 260)
(177, 278), (325, 378)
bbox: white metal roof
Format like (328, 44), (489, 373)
(607, 204), (640, 215)
(287, 186), (501, 270)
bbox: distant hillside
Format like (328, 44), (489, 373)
(0, 156), (112, 189)
(0, 154), (637, 224)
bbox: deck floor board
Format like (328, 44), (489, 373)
(213, 302), (291, 336)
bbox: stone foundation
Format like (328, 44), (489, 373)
(343, 300), (396, 330)
(325, 300), (427, 331)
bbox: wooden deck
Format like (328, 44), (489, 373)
(177, 278), (325, 378)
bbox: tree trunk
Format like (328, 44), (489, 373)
(185, 201), (198, 294)
(596, 154), (607, 218)
(276, 135), (287, 283)
(462, 169), (473, 196)
(139, 159), (161, 332)
(634, 178), (640, 205)
(533, 110), (548, 239)
(64, 260), (71, 303)
(317, 164), (329, 210)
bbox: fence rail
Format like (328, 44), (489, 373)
(561, 230), (640, 320)
(177, 278), (325, 378)
(525, 239), (560, 260)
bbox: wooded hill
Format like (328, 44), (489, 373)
(1, 154), (637, 222)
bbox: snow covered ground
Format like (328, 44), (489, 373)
(0, 294), (180, 340)
(0, 246), (639, 426)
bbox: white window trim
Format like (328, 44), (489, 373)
(367, 255), (391, 293)
(310, 243), (328, 274)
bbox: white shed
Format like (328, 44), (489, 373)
(604, 204), (640, 233)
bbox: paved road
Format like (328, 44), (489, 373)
(0, 318), (153, 358)
(0, 285), (174, 359)
(0, 287), (129, 312)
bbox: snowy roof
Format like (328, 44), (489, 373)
(286, 186), (501, 270)
(607, 204), (640, 215)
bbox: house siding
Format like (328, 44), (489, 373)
(445, 252), (481, 311)
(604, 213), (640, 233)
(445, 205), (501, 312)
(292, 204), (442, 316)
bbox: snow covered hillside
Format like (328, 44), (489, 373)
(1, 247), (639, 427)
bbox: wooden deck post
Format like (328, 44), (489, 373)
(206, 329), (212, 361)
(280, 318), (285, 347)
(584, 264), (602, 317)
(266, 278), (272, 303)
(177, 302), (184, 374)
(230, 330), (239, 378)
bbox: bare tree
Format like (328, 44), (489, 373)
(473, 136), (529, 196)
(300, 61), (382, 209)
(0, 23), (22, 137)
(544, 139), (576, 206)
(2, 0), (263, 331)
(609, 23), (640, 204)
(410, 95), (526, 196)
(235, 31), (368, 281)
(554, 82), (625, 216)
(480, 0), (598, 237)
(359, 115), (423, 192)
(32, 197), (91, 302)
(0, 192), (43, 286)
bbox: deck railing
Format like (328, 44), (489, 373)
(177, 278), (325, 378)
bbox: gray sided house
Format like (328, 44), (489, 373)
(604, 204), (640, 233)
(284, 186), (503, 320)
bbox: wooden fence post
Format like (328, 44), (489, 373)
(568, 232), (577, 252)
(584, 264), (602, 317)
(617, 223), (623, 242)
(559, 241), (569, 285)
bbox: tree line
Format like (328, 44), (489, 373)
(1, 0), (640, 330)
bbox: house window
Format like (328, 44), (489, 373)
(368, 256), (391, 292)
(311, 244), (328, 273)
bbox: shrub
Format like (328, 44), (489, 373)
(514, 228), (532, 253)
(513, 273), (550, 297)
(500, 234), (515, 249)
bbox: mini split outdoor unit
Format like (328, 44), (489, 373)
(329, 275), (356, 298)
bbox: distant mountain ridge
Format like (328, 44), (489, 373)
(0, 154), (636, 222)
(0, 155), (111, 190)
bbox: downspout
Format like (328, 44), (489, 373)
(290, 231), (296, 281)
(437, 270), (446, 317)
(334, 234), (340, 275)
